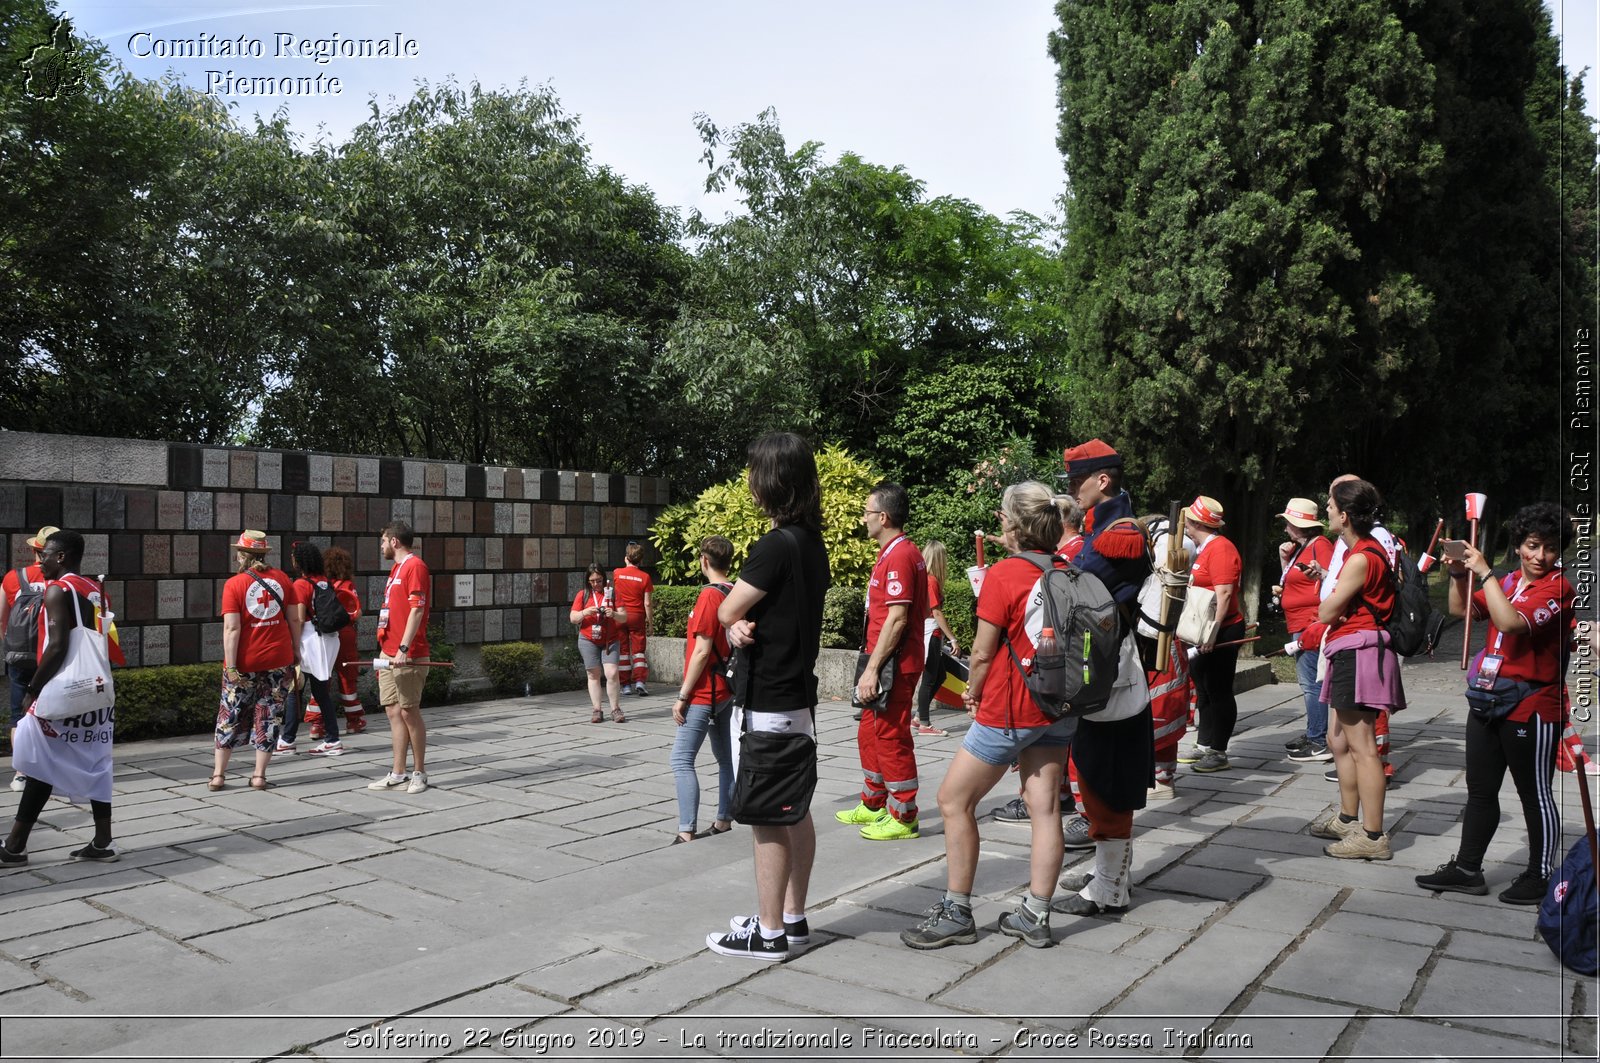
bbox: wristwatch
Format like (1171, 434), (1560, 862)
(398, 643), (409, 653)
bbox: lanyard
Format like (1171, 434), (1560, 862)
(1489, 573), (1529, 655)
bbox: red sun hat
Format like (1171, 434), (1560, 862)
(233, 530), (271, 554)
(1186, 496), (1226, 529)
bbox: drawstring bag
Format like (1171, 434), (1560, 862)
(1175, 585), (1219, 647)
(299, 624), (338, 682)
(33, 598), (115, 721)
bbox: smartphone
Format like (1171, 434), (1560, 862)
(1440, 539), (1469, 561)
(1293, 562), (1315, 573)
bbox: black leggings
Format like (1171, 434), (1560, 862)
(914, 632), (943, 725)
(7, 777), (112, 853)
(1458, 711), (1559, 877)
(1193, 619), (1245, 752)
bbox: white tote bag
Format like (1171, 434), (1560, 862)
(299, 624), (339, 682)
(1084, 632), (1151, 723)
(32, 600), (116, 720)
(1174, 585), (1219, 648)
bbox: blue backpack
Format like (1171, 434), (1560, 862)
(1537, 837), (1598, 976)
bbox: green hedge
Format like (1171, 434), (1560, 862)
(822, 586), (865, 649)
(422, 624), (454, 703)
(111, 663), (219, 743)
(942, 578), (976, 652)
(480, 641), (546, 695)
(652, 585), (701, 638)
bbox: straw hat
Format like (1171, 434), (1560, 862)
(233, 530), (271, 554)
(1185, 496), (1226, 529)
(26, 526), (60, 550)
(1278, 497), (1323, 529)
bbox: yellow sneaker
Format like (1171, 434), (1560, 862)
(834, 802), (887, 826)
(860, 815), (919, 841)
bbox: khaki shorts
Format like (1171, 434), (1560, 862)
(377, 657), (429, 709)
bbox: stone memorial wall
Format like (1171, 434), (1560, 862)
(0, 431), (669, 670)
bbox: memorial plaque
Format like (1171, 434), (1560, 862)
(445, 463), (466, 497)
(494, 572), (513, 605)
(241, 493), (269, 531)
(592, 475), (609, 503)
(484, 467), (505, 499)
(463, 609), (483, 643)
(172, 534), (199, 573)
(444, 538), (465, 572)
(186, 578), (213, 618)
(550, 505), (567, 535)
(333, 457), (358, 494)
(157, 490), (186, 530)
(62, 486), (95, 529)
(308, 454), (333, 492)
(321, 495), (344, 531)
(95, 488), (126, 530)
(483, 609), (503, 644)
(296, 495), (320, 532)
(142, 535), (171, 575)
(454, 574), (474, 608)
(464, 537), (484, 570)
(227, 451), (256, 490)
(424, 463), (446, 496)
(485, 538), (503, 570)
(625, 476), (641, 504)
(455, 501), (474, 535)
(170, 623), (200, 665)
(186, 491), (213, 531)
(493, 503), (512, 535)
(504, 469), (524, 499)
(214, 493), (240, 533)
(142, 624), (170, 666)
(522, 539), (540, 570)
(513, 572), (531, 604)
(202, 449), (230, 488)
(81, 534), (108, 577)
(403, 461), (425, 496)
(503, 610), (521, 641)
(513, 503), (531, 535)
(202, 622), (224, 662)
(157, 579), (184, 619)
(575, 472), (593, 502)
(558, 471), (576, 501)
(118, 626), (142, 667)
(357, 457), (380, 494)
(474, 573), (493, 606)
(256, 451), (282, 490)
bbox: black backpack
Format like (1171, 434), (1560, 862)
(1357, 545), (1442, 657)
(1003, 552), (1121, 720)
(4, 567), (45, 668)
(308, 579), (351, 635)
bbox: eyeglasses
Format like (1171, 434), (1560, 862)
(863, 508), (883, 517)
(587, 578), (606, 586)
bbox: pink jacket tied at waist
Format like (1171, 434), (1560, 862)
(1320, 629), (1406, 712)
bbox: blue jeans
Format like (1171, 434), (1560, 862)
(1295, 646), (1327, 744)
(671, 699), (734, 833)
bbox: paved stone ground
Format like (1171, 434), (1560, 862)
(0, 656), (1595, 1061)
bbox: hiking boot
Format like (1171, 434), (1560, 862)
(997, 903), (1053, 948)
(1062, 815), (1094, 851)
(1051, 891), (1128, 917)
(1177, 744), (1211, 764)
(899, 899), (976, 950)
(860, 815), (918, 841)
(0, 843), (27, 866)
(367, 772), (408, 790)
(835, 802), (887, 826)
(730, 914), (810, 947)
(1288, 741), (1332, 763)
(991, 797), (1030, 824)
(1498, 870), (1548, 906)
(307, 740), (344, 757)
(1310, 814), (1362, 841)
(705, 921), (788, 961)
(1191, 750), (1232, 773)
(406, 770), (429, 794)
(1324, 831), (1392, 861)
(1060, 868), (1095, 893)
(1415, 857), (1488, 896)
(69, 843), (120, 863)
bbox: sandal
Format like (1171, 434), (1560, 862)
(249, 775), (269, 790)
(611, 709), (627, 724)
(590, 709), (604, 723)
(207, 775), (226, 792)
(671, 833), (695, 845)
(702, 822), (733, 836)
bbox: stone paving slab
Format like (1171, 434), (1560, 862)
(0, 660), (1595, 1061)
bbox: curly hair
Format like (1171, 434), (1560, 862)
(323, 547), (354, 582)
(1508, 501), (1574, 553)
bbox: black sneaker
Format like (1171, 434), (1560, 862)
(705, 921), (788, 961)
(0, 843), (26, 866)
(1324, 767), (1340, 783)
(1414, 857), (1487, 896)
(991, 797), (1030, 824)
(1285, 735), (1311, 751)
(1497, 870), (1548, 906)
(1288, 741), (1333, 763)
(69, 843), (120, 863)
(729, 913), (809, 947)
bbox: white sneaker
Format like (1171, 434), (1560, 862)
(274, 741), (296, 756)
(367, 772), (408, 790)
(406, 771), (429, 794)
(307, 741), (343, 757)
(9, 775), (25, 792)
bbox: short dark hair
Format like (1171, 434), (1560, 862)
(746, 432), (822, 530)
(42, 530), (84, 568)
(382, 521), (414, 548)
(292, 541), (326, 578)
(700, 535), (733, 572)
(625, 541), (645, 565)
(1508, 502), (1574, 553)
(1330, 478), (1382, 536)
(871, 481), (910, 529)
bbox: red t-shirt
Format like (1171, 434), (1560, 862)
(378, 553), (430, 657)
(612, 563), (653, 629)
(572, 589), (620, 645)
(1327, 537), (1394, 637)
(1, 562), (44, 629)
(222, 567), (299, 672)
(866, 536), (929, 677)
(682, 583), (733, 705)
(1058, 533), (1085, 562)
(1281, 536), (1335, 633)
(1191, 534), (1244, 626)
(974, 554), (1069, 730)
(1471, 569), (1575, 723)
(331, 577), (361, 659)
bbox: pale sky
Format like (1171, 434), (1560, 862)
(50, 1), (1600, 224)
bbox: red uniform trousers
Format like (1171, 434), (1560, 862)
(1077, 775), (1134, 841)
(619, 624), (649, 685)
(856, 681), (919, 823)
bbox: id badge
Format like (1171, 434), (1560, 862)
(1473, 654), (1504, 691)
(591, 622), (602, 638)
(378, 606), (390, 630)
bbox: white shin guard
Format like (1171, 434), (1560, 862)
(1080, 838), (1133, 907)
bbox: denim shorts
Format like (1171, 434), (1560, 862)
(961, 717), (1077, 766)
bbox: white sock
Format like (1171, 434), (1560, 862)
(758, 922), (785, 939)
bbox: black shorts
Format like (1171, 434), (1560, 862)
(1325, 650), (1380, 713)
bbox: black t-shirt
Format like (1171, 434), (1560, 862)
(733, 524), (830, 712)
